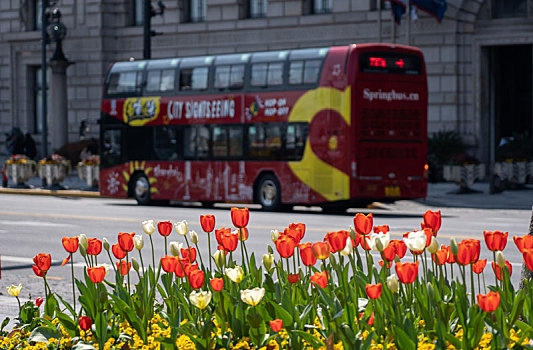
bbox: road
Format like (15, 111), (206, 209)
(0, 193), (531, 323)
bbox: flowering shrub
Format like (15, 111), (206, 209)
(2, 208), (533, 349)
(79, 155), (100, 166)
(39, 153), (68, 165)
(5, 154), (33, 165)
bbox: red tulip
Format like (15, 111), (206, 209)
(79, 316), (92, 331)
(373, 225), (389, 234)
(86, 238), (103, 256)
(157, 221), (173, 236)
(390, 240), (407, 259)
(492, 261), (512, 281)
(473, 259), (487, 274)
(456, 239), (480, 265)
(524, 249), (533, 272)
(379, 260), (393, 268)
(62, 237), (79, 253)
(382, 244), (396, 261)
(210, 277), (224, 292)
(118, 232), (135, 252)
(282, 227), (301, 245)
(215, 228), (231, 245)
(269, 319), (283, 332)
(35, 297), (44, 307)
(61, 255), (70, 266)
(423, 210), (441, 234)
(288, 274), (299, 284)
(112, 243), (126, 260)
(33, 253), (51, 273)
(87, 266), (106, 283)
(433, 248), (448, 265)
(32, 265), (44, 277)
(358, 233), (372, 250)
(116, 260), (131, 276)
(185, 263), (199, 278)
(289, 223), (306, 241)
(445, 245), (456, 264)
(483, 230), (508, 252)
(354, 213), (373, 235)
(477, 291), (500, 312)
(238, 227), (249, 241)
(221, 230), (239, 252)
(188, 269), (205, 289)
(310, 271), (328, 289)
(312, 241), (330, 260)
(200, 215), (215, 233)
(395, 261), (419, 284)
(175, 258), (189, 278)
(299, 242), (317, 266)
(514, 235), (533, 253)
(324, 230), (349, 253)
(231, 207), (249, 228)
(161, 255), (178, 273)
(276, 235), (296, 258)
(365, 283), (382, 299)
(181, 247), (197, 263)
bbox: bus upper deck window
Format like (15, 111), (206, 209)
(251, 63), (267, 87)
(267, 63), (283, 86)
(146, 70), (161, 92)
(192, 67), (209, 90)
(161, 69), (175, 91)
(180, 69), (193, 91)
(215, 66), (230, 89)
(230, 65), (244, 89)
(303, 60), (321, 84)
(289, 61), (304, 85)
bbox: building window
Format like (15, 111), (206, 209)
(190, 0), (206, 22)
(491, 0), (526, 18)
(303, 0), (331, 15)
(20, 0), (40, 31)
(129, 0), (144, 26)
(32, 67), (49, 134)
(249, 0), (267, 18)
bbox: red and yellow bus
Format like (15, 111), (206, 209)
(99, 43), (428, 211)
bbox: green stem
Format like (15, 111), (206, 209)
(149, 235), (155, 267)
(207, 232), (212, 272)
(126, 252), (131, 295)
(194, 242), (204, 269)
(470, 264), (475, 305)
(239, 228), (247, 274)
(139, 249), (145, 276)
(70, 253), (76, 315)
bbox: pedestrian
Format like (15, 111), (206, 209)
(24, 133), (37, 159)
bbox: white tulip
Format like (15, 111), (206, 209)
(189, 230), (199, 244)
(367, 232), (390, 252)
(133, 235), (144, 250)
(403, 230), (427, 253)
(386, 274), (399, 293)
(189, 290), (212, 310)
(169, 241), (183, 256)
(175, 220), (188, 236)
(427, 236), (438, 254)
(79, 234), (88, 250)
(142, 220), (155, 235)
(270, 230), (279, 242)
(225, 266), (244, 284)
(240, 287), (266, 306)
(340, 237), (353, 256)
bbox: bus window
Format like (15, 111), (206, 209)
(228, 126), (244, 157)
(192, 67), (209, 90)
(126, 127), (153, 160)
(107, 71), (141, 94)
(154, 126), (178, 160)
(251, 63), (267, 87)
(265, 124), (282, 152)
(303, 60), (321, 84)
(230, 65), (244, 89)
(285, 123), (308, 160)
(161, 69), (175, 91)
(102, 129), (122, 166)
(146, 70), (161, 92)
(213, 126), (227, 157)
(180, 68), (193, 91)
(267, 63), (283, 86)
(289, 61), (304, 85)
(197, 126), (209, 158)
(214, 66), (230, 89)
(184, 125), (209, 159)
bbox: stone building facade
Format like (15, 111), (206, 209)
(0, 0), (532, 164)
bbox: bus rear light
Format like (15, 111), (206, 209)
(351, 160), (357, 178)
(423, 163), (429, 179)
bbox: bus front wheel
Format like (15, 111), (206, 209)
(256, 174), (281, 211)
(132, 174), (151, 205)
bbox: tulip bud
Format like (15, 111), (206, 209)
(263, 253), (274, 271)
(270, 230), (279, 242)
(79, 243), (87, 258)
(496, 251), (505, 268)
(189, 230), (199, 244)
(427, 282), (435, 301)
(133, 235), (144, 250)
(427, 236), (438, 254)
(142, 220), (155, 235)
(450, 238), (459, 258)
(131, 257), (140, 272)
(103, 263), (111, 277)
(375, 238), (384, 252)
(175, 220), (188, 236)
(267, 245), (274, 255)
(214, 250), (225, 269)
(169, 241), (182, 257)
(340, 237), (353, 256)
(386, 274), (399, 293)
(79, 234), (88, 250)
(103, 237), (110, 251)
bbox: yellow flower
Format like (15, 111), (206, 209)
(240, 287), (265, 306)
(7, 283), (22, 297)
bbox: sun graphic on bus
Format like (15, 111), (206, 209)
(120, 161), (159, 195)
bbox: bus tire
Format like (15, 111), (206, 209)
(132, 174), (151, 206)
(256, 174), (281, 211)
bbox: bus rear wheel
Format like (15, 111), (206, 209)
(256, 174), (281, 211)
(133, 174), (151, 205)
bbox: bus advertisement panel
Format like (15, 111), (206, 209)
(99, 44), (427, 211)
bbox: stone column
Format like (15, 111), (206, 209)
(48, 58), (72, 152)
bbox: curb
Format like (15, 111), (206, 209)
(0, 187), (102, 198)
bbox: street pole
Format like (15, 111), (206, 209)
(41, 0), (49, 157)
(143, 0), (151, 59)
(377, 0), (382, 43)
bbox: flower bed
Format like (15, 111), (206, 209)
(2, 209), (533, 349)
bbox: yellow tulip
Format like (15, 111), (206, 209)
(225, 266), (244, 284)
(7, 284), (22, 297)
(189, 290), (212, 310)
(240, 287), (265, 306)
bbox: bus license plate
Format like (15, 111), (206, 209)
(385, 186), (401, 197)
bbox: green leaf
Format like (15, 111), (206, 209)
(269, 301), (293, 327)
(28, 326), (61, 343)
(445, 333), (462, 349)
(56, 311), (78, 337)
(394, 327), (416, 350)
(292, 330), (324, 348)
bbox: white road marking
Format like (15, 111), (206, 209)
(0, 220), (76, 228)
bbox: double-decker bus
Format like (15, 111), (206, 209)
(99, 43), (428, 211)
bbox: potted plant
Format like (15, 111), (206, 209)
(38, 153), (71, 188)
(3, 154), (36, 187)
(494, 132), (533, 189)
(77, 155), (99, 188)
(442, 153), (485, 192)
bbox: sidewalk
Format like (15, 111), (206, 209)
(1, 176), (532, 210)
